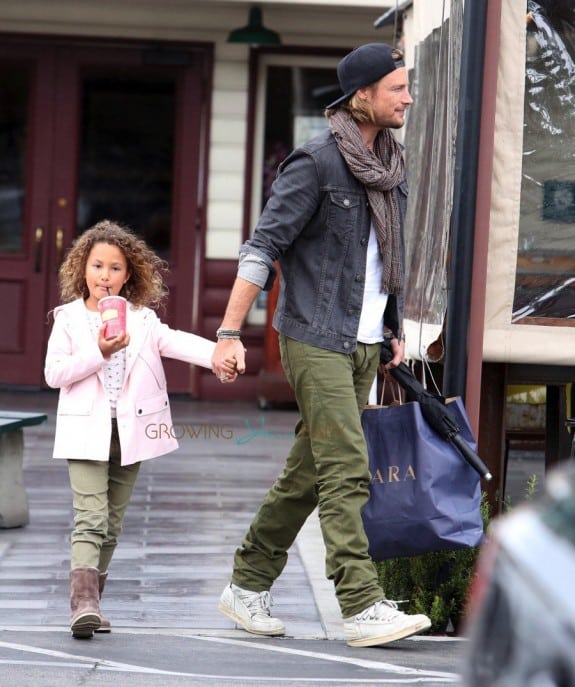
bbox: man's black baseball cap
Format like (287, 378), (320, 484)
(326, 42), (404, 110)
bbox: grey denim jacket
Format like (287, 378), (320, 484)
(238, 128), (407, 354)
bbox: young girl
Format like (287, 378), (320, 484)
(44, 219), (236, 639)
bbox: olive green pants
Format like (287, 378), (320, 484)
(232, 336), (384, 618)
(68, 421), (140, 572)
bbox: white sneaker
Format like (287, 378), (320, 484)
(218, 583), (286, 636)
(343, 600), (431, 647)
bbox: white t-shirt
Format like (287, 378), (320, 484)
(86, 307), (126, 415)
(357, 225), (389, 344)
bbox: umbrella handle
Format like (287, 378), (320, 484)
(379, 341), (492, 481)
(449, 433), (493, 481)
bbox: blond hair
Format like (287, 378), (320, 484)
(325, 48), (405, 124)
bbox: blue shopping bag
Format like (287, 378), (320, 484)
(361, 397), (484, 560)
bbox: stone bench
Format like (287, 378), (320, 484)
(0, 411), (48, 528)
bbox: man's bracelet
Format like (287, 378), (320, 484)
(216, 328), (242, 340)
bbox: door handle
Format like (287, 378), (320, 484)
(56, 226), (64, 272)
(34, 226), (43, 273)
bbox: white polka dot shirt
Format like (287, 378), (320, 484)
(85, 307), (126, 416)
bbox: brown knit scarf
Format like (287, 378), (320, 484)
(329, 109), (405, 294)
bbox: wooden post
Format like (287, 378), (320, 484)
(478, 362), (507, 514)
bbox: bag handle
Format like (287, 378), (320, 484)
(421, 356), (442, 396)
(380, 371), (403, 406)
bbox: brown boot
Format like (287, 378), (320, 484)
(95, 571), (111, 633)
(70, 567), (101, 638)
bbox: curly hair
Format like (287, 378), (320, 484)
(58, 220), (168, 309)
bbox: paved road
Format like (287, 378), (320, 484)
(0, 630), (463, 686)
(0, 388), (540, 686)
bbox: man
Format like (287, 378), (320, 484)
(211, 42), (431, 648)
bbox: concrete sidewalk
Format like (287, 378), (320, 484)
(2, 388), (547, 685)
(0, 389), (343, 639)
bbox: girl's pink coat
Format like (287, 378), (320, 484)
(44, 298), (216, 465)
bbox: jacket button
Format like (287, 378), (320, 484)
(343, 342), (350, 350)
(137, 409), (142, 415)
(344, 198), (350, 206)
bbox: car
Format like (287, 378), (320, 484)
(462, 460), (575, 687)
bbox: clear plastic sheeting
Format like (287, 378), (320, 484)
(402, 1), (463, 360)
(513, 0), (575, 323)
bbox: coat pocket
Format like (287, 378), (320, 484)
(57, 393), (92, 417)
(134, 392), (170, 417)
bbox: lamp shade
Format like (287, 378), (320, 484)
(227, 5), (281, 46)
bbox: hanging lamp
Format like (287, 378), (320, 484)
(227, 5), (281, 46)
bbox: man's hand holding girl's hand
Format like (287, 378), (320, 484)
(212, 339), (246, 383)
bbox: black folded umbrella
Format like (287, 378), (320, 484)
(380, 344), (492, 481)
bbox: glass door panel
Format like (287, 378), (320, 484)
(78, 71), (176, 260)
(0, 63), (28, 253)
(262, 64), (335, 208)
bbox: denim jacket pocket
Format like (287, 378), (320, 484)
(326, 191), (362, 234)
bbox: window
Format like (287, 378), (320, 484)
(251, 55), (340, 218)
(247, 54), (340, 324)
(513, 1), (575, 322)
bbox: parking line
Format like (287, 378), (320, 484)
(195, 635), (460, 680)
(0, 637), (460, 683)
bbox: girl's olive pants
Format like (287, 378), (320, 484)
(68, 420), (140, 572)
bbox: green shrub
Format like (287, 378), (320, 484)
(375, 492), (492, 634)
(375, 477), (540, 634)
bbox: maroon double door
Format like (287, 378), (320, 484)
(0, 37), (211, 392)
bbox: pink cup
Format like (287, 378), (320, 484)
(98, 296), (127, 340)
